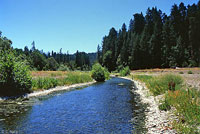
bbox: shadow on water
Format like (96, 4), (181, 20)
(0, 77), (147, 134)
(131, 82), (148, 134)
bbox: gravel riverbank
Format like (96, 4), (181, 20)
(123, 77), (177, 134)
(27, 81), (95, 98)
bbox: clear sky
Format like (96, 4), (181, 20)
(0, 0), (199, 54)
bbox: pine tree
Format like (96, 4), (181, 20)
(31, 41), (36, 52)
(97, 44), (102, 64)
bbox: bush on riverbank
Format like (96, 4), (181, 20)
(134, 74), (200, 133)
(119, 66), (130, 76)
(32, 71), (93, 90)
(91, 63), (109, 82)
(0, 50), (32, 96)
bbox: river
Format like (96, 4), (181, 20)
(0, 77), (135, 134)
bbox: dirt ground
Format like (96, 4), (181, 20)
(131, 68), (200, 90)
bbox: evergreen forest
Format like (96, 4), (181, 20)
(98, 1), (200, 71)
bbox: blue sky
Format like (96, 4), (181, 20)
(0, 0), (199, 54)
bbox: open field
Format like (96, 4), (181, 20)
(131, 68), (200, 90)
(31, 71), (93, 91)
(31, 71), (71, 78)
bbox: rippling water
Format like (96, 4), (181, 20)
(0, 78), (134, 134)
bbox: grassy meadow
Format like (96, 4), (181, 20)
(31, 71), (93, 91)
(131, 68), (200, 133)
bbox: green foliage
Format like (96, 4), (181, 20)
(159, 99), (171, 111)
(91, 63), (110, 82)
(75, 51), (90, 70)
(179, 71), (184, 74)
(100, 1), (200, 70)
(0, 35), (12, 51)
(119, 66), (130, 76)
(6, 39), (94, 71)
(97, 44), (102, 64)
(31, 50), (47, 70)
(68, 61), (76, 71)
(58, 64), (70, 71)
(102, 50), (113, 72)
(187, 70), (193, 74)
(104, 68), (110, 80)
(0, 50), (32, 96)
(44, 57), (59, 71)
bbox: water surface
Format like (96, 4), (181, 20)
(0, 78), (134, 134)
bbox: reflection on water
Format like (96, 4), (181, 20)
(0, 78), (134, 134)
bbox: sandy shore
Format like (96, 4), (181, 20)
(26, 81), (95, 98)
(122, 77), (177, 134)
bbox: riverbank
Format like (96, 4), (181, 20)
(122, 77), (177, 134)
(31, 71), (93, 91)
(0, 71), (94, 100)
(0, 81), (95, 101)
(131, 67), (200, 91)
(27, 81), (95, 98)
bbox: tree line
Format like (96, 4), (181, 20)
(0, 36), (96, 71)
(0, 34), (97, 96)
(98, 1), (200, 71)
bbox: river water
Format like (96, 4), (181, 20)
(0, 78), (135, 134)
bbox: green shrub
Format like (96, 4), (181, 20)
(179, 71), (184, 74)
(187, 70), (193, 74)
(0, 51), (32, 96)
(117, 64), (123, 72)
(119, 66), (130, 76)
(91, 63), (109, 82)
(159, 99), (171, 111)
(58, 64), (70, 71)
(188, 60), (197, 67)
(44, 57), (59, 71)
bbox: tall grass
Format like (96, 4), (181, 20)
(133, 75), (153, 83)
(32, 77), (59, 90)
(63, 72), (93, 85)
(133, 74), (200, 133)
(32, 71), (93, 91)
(134, 74), (183, 96)
(166, 89), (200, 133)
